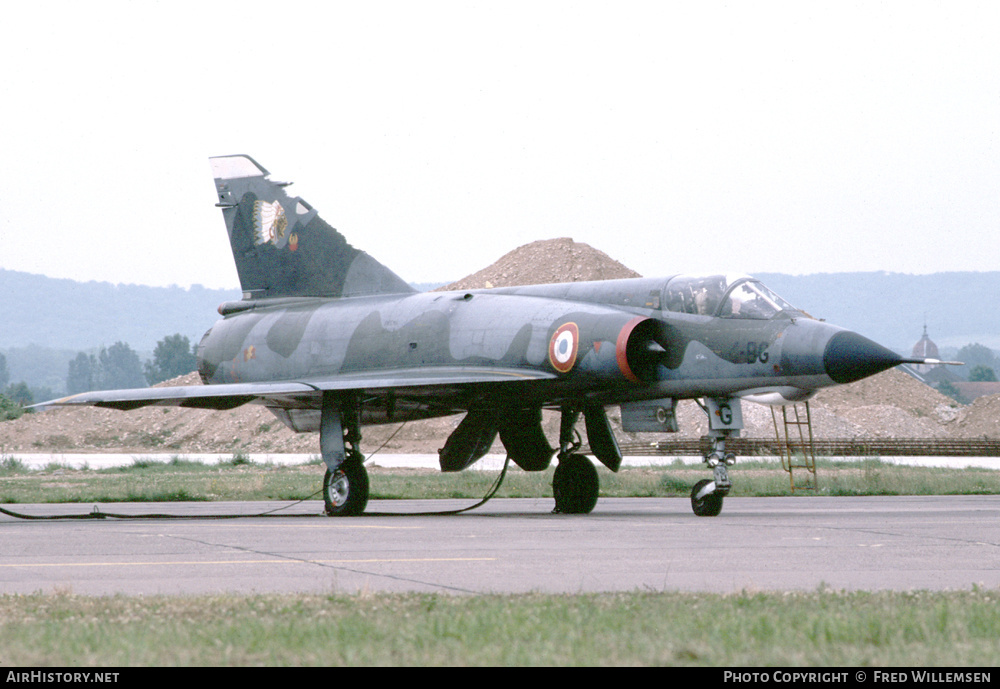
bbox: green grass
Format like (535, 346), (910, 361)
(1, 588), (998, 666)
(2, 457), (999, 505)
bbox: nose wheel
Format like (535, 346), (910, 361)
(690, 478), (724, 517)
(690, 446), (735, 516)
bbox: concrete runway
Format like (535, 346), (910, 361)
(2, 495), (998, 596)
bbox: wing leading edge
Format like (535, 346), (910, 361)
(32, 367), (558, 412)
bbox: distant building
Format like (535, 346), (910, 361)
(903, 326), (1000, 403)
(900, 326), (964, 392)
(911, 325), (940, 375)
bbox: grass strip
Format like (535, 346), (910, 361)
(1, 588), (998, 666)
(2, 458), (999, 505)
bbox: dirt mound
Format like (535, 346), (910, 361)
(810, 368), (966, 438)
(438, 237), (639, 291)
(7, 367), (989, 457)
(811, 368), (958, 423)
(951, 394), (1000, 439)
(1, 373), (317, 455)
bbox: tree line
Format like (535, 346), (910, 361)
(3, 336), (999, 421)
(65, 334), (197, 394)
(934, 343), (999, 404)
(1, 334), (198, 419)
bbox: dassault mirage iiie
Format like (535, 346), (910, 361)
(39, 155), (953, 517)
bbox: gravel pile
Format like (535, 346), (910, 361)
(439, 237), (639, 291)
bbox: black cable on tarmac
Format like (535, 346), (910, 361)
(0, 422), (515, 521)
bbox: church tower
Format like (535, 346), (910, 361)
(911, 325), (940, 374)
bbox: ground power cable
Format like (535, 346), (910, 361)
(0, 423), (516, 520)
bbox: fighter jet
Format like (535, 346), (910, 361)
(38, 155), (956, 517)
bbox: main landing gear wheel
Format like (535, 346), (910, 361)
(323, 459), (370, 516)
(552, 454), (599, 514)
(690, 479), (724, 517)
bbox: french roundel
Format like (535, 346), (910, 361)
(548, 322), (579, 373)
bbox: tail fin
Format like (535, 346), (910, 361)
(209, 155), (416, 299)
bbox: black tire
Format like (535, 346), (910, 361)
(552, 454), (599, 514)
(690, 478), (723, 517)
(323, 460), (370, 516)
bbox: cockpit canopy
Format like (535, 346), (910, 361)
(663, 274), (796, 319)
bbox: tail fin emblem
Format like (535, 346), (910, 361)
(211, 154), (416, 298)
(253, 200), (288, 246)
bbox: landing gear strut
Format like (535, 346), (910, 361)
(320, 392), (370, 516)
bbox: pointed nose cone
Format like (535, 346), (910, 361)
(823, 331), (905, 384)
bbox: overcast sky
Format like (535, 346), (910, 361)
(1, 1), (996, 289)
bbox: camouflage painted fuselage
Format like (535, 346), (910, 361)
(197, 274), (877, 434)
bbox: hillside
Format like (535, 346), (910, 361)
(3, 238), (998, 454)
(0, 268), (240, 352)
(4, 266), (999, 354)
(755, 271), (1000, 352)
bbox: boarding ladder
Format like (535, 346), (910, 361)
(771, 402), (818, 492)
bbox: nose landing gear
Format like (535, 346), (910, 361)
(690, 397), (742, 517)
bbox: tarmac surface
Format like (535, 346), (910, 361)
(2, 495), (998, 596)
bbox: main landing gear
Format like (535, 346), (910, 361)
(551, 406), (622, 514)
(689, 397), (742, 517)
(553, 453), (599, 514)
(323, 451), (369, 516)
(320, 392), (370, 516)
(315, 392), (743, 518)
